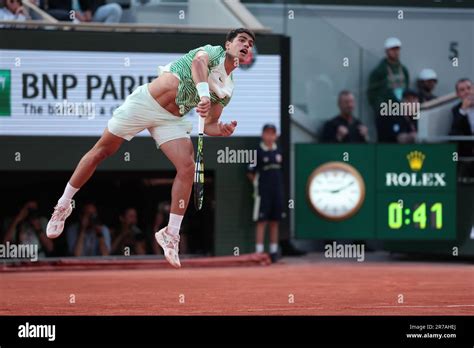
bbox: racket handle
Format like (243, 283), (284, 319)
(198, 115), (205, 135)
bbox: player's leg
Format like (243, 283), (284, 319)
(70, 128), (124, 188)
(161, 137), (195, 216)
(154, 137), (194, 268)
(46, 84), (152, 239)
(46, 128), (125, 238)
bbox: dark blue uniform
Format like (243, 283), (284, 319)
(248, 142), (284, 221)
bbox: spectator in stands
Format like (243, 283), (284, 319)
(41, 0), (122, 23)
(379, 89), (418, 144)
(111, 207), (146, 255)
(66, 202), (111, 257)
(320, 90), (369, 143)
(3, 200), (53, 257)
(450, 78), (474, 160)
(0, 0), (30, 21)
(78, 0), (122, 23)
(40, 0), (73, 21)
(368, 37), (410, 141)
(417, 69), (438, 103)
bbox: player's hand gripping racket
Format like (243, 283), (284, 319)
(194, 115), (205, 210)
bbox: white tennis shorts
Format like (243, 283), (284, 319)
(107, 83), (193, 147)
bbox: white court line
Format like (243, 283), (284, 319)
(366, 304), (474, 308)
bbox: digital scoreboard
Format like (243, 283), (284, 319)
(295, 144), (457, 240)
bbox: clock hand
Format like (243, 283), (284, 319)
(329, 180), (355, 194)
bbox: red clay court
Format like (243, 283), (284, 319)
(1, 254), (473, 316)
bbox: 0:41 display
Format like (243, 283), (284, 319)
(388, 202), (442, 229)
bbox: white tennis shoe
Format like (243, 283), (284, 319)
(46, 203), (73, 239)
(155, 227), (181, 268)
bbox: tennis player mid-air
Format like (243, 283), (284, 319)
(45, 28), (255, 268)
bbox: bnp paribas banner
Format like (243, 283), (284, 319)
(0, 49), (280, 136)
(295, 144), (457, 241)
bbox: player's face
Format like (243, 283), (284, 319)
(226, 33), (254, 64)
(456, 80), (472, 99)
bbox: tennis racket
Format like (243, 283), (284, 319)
(194, 115), (205, 211)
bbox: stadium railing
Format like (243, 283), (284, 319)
(0, 19), (271, 33)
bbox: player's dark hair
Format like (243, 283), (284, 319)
(226, 28), (255, 44)
(455, 78), (471, 92)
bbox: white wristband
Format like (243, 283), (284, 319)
(196, 82), (210, 99)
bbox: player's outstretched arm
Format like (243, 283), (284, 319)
(192, 50), (211, 117)
(204, 103), (237, 137)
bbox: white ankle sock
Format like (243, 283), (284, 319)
(270, 243), (278, 254)
(58, 182), (79, 207)
(167, 213), (183, 236)
(256, 244), (264, 253)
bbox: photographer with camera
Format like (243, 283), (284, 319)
(66, 202), (111, 257)
(111, 207), (146, 256)
(3, 200), (53, 257)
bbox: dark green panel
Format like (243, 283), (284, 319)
(383, 184), (474, 256)
(375, 144), (457, 241)
(295, 144), (376, 239)
(295, 143), (459, 242)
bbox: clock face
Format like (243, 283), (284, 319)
(306, 162), (366, 221)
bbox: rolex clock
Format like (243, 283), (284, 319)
(306, 162), (366, 221)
